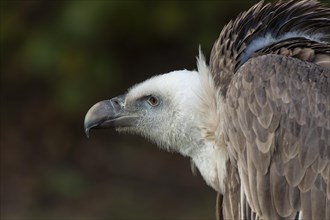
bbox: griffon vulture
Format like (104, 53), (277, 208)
(84, 0), (330, 219)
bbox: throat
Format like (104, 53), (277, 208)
(171, 123), (229, 193)
(191, 140), (228, 193)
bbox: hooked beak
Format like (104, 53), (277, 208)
(84, 95), (138, 137)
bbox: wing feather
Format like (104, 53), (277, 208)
(257, 168), (280, 219)
(300, 191), (312, 219)
(270, 164), (294, 218)
(311, 186), (326, 219)
(298, 167), (318, 192)
(246, 149), (262, 215)
(224, 54), (330, 218)
(288, 184), (301, 210)
(249, 141), (271, 175)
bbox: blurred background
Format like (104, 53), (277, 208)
(3, 0), (324, 219)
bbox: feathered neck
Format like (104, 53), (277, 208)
(210, 0), (330, 97)
(194, 50), (229, 193)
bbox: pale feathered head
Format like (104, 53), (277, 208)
(84, 51), (217, 157)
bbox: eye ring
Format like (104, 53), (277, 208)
(147, 95), (159, 106)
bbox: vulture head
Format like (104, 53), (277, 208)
(85, 69), (202, 152)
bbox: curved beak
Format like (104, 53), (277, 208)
(84, 95), (138, 137)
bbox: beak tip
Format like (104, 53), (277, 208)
(85, 127), (90, 138)
(84, 115), (91, 138)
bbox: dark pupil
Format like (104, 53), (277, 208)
(149, 96), (157, 105)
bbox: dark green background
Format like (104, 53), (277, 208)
(1, 0), (326, 219)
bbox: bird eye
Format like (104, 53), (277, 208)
(147, 95), (159, 106)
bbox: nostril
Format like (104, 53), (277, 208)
(110, 95), (126, 110)
(113, 99), (120, 106)
(111, 98), (121, 110)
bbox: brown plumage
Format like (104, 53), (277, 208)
(221, 54), (329, 219)
(211, 0), (329, 219)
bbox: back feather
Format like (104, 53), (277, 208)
(210, 0), (330, 97)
